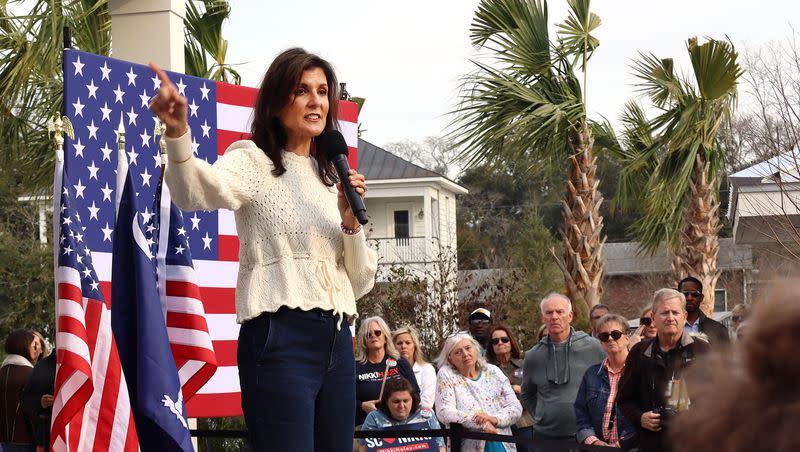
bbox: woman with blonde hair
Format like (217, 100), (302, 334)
(392, 325), (436, 409)
(435, 333), (521, 452)
(355, 316), (418, 426)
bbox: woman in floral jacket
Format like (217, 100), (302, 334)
(435, 333), (521, 452)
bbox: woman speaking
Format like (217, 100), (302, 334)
(149, 48), (378, 451)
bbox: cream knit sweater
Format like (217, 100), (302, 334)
(164, 131), (377, 324)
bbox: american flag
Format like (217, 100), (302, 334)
(52, 153), (139, 451)
(63, 49), (359, 417)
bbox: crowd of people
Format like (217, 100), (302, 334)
(355, 276), (757, 452)
(0, 328), (55, 452)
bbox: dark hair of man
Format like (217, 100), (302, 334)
(4, 328), (35, 361)
(250, 47), (340, 186)
(484, 325), (522, 361)
(378, 377), (420, 419)
(678, 276), (703, 292)
(589, 303), (610, 317)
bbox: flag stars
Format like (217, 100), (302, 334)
(72, 98), (85, 117)
(86, 120), (99, 140)
(200, 83), (210, 100)
(88, 201), (100, 220)
(127, 147), (139, 166)
(188, 99), (199, 117)
(191, 137), (200, 155)
(73, 179), (86, 199)
(101, 222), (113, 242)
(152, 154), (162, 168)
(176, 78), (187, 96)
(74, 231), (84, 243)
(82, 266), (92, 278)
(100, 61), (112, 81)
(100, 102), (112, 122)
(100, 142), (113, 162)
(127, 106), (138, 126)
(189, 213), (201, 230)
(86, 79), (98, 99)
(152, 74), (162, 91)
(139, 89), (151, 108)
(73, 139), (85, 158)
(101, 182), (113, 202)
(141, 207), (154, 225)
(174, 244), (185, 255)
(140, 129), (152, 147)
(73, 56), (84, 76)
(62, 245), (73, 256)
(176, 226), (186, 236)
(201, 120), (211, 138)
(202, 232), (213, 250)
(140, 167), (152, 187)
(87, 160), (100, 180)
(62, 215), (72, 226)
(126, 67), (138, 86)
(89, 280), (99, 292)
(113, 84), (126, 104)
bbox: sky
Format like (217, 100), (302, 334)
(222, 0), (798, 149)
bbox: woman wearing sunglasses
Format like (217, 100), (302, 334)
(628, 305), (658, 349)
(485, 325), (534, 451)
(574, 314), (638, 449)
(355, 316), (419, 427)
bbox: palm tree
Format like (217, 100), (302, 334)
(184, 0), (240, 84)
(0, 0), (238, 193)
(609, 38), (742, 314)
(0, 0), (112, 191)
(452, 0), (606, 311)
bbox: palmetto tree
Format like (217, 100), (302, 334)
(0, 0), (112, 191)
(609, 38), (742, 314)
(0, 0), (238, 193)
(452, 0), (606, 311)
(184, 0), (240, 84)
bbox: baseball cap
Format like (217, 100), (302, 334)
(469, 308), (492, 321)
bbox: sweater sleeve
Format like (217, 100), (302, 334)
(434, 367), (482, 430)
(489, 366), (522, 428)
(342, 230), (377, 300)
(418, 363), (437, 409)
(398, 358), (420, 395)
(164, 130), (260, 212)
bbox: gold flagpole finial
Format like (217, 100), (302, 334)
(116, 112), (126, 150)
(48, 115), (74, 162)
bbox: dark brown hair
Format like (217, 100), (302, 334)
(378, 377), (420, 420)
(670, 280), (800, 451)
(4, 328), (35, 362)
(250, 47), (340, 186)
(485, 325), (522, 362)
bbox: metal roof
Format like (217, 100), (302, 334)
(357, 138), (446, 181)
(604, 238), (753, 275)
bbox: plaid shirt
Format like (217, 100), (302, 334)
(584, 359), (625, 447)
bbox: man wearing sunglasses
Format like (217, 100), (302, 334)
(520, 294), (605, 442)
(467, 308), (493, 355)
(677, 277), (730, 345)
(617, 288), (711, 452)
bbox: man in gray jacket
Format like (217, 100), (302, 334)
(521, 293), (606, 440)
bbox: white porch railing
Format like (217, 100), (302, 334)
(366, 236), (439, 264)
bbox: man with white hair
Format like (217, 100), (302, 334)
(520, 293), (605, 441)
(617, 288), (711, 452)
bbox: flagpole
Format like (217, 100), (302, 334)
(49, 114), (73, 302)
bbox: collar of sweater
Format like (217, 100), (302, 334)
(2, 354), (33, 368)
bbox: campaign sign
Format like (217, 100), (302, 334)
(364, 421), (440, 452)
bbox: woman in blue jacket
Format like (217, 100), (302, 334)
(574, 314), (637, 448)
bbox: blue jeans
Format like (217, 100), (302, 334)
(237, 307), (356, 451)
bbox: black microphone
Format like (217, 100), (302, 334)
(316, 130), (368, 225)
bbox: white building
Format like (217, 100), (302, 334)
(357, 139), (468, 278)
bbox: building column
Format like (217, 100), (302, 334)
(109, 0), (185, 72)
(423, 191), (432, 262)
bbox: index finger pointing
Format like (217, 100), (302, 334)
(148, 62), (175, 90)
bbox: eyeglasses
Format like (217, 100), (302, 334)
(681, 290), (702, 298)
(367, 330), (382, 338)
(469, 319), (491, 326)
(597, 330), (624, 343)
(639, 317), (652, 327)
(491, 337), (511, 345)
